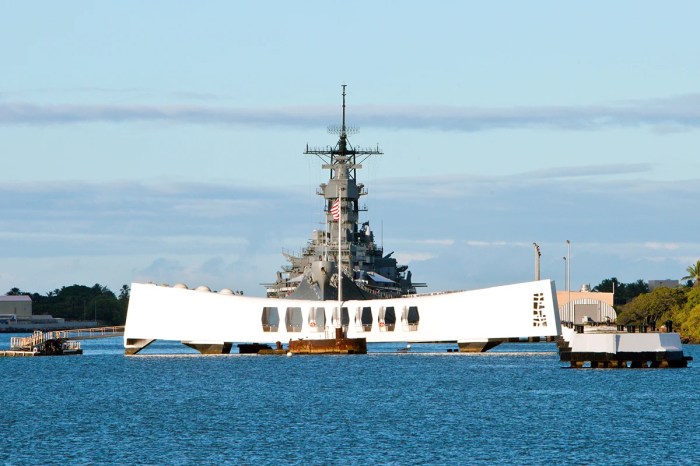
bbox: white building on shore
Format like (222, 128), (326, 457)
(0, 295), (32, 322)
(557, 288), (616, 324)
(0, 295), (96, 332)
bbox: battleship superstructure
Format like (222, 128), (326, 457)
(264, 86), (424, 301)
(123, 87), (561, 355)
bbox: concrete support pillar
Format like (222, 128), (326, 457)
(457, 339), (503, 353)
(182, 342), (233, 355)
(125, 338), (156, 355)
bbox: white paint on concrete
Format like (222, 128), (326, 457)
(124, 279), (561, 348)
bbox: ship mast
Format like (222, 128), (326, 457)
(338, 86), (347, 311)
(304, 85), (383, 285)
(264, 86), (424, 300)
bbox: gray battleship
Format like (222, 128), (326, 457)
(264, 86), (425, 301)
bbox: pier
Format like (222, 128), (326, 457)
(558, 324), (692, 368)
(1, 326), (124, 357)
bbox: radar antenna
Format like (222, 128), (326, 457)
(329, 86), (359, 135)
(305, 85), (382, 181)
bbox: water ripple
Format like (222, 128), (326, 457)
(1, 336), (698, 465)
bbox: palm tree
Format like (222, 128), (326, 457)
(682, 260), (700, 287)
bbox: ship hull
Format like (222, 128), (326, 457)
(124, 280), (561, 354)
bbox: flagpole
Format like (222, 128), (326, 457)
(337, 187), (343, 327)
(325, 216), (329, 261)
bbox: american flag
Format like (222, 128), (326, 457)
(330, 199), (341, 220)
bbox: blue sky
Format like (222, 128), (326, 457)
(2, 1), (699, 296)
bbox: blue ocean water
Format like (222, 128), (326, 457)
(1, 334), (699, 465)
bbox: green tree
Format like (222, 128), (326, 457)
(592, 277), (649, 306)
(592, 277), (619, 293)
(664, 287), (700, 342)
(25, 283), (124, 325)
(682, 260), (700, 288)
(116, 285), (130, 325)
(625, 279), (650, 299)
(118, 285), (130, 301)
(617, 287), (686, 326)
(91, 296), (121, 325)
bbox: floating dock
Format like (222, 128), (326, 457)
(2, 331), (83, 357)
(235, 329), (368, 355)
(288, 328), (366, 355)
(559, 324), (692, 368)
(235, 330), (367, 355)
(1, 326), (124, 357)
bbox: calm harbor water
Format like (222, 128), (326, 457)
(1, 334), (699, 465)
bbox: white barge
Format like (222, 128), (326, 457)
(559, 325), (692, 368)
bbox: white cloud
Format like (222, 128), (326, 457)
(2, 177), (700, 295)
(417, 239), (455, 246)
(465, 240), (528, 248)
(394, 253), (436, 264)
(3, 94), (700, 132)
(396, 239), (455, 246)
(644, 242), (680, 251)
(517, 164), (653, 179)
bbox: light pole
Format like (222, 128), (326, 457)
(566, 240), (571, 292)
(562, 256), (568, 323)
(336, 185), (344, 334)
(566, 240), (571, 323)
(533, 242), (541, 281)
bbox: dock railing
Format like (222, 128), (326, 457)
(10, 326), (125, 351)
(49, 326), (125, 341)
(10, 331), (45, 351)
